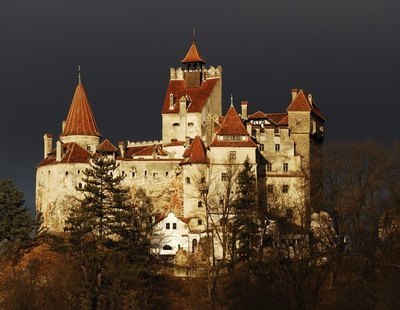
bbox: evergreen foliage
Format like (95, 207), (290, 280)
(64, 156), (151, 308)
(0, 179), (36, 245)
(233, 156), (260, 260)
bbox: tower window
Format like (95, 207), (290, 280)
(267, 185), (274, 193)
(173, 223), (177, 229)
(198, 219), (203, 226)
(267, 163), (272, 172)
(198, 201), (202, 208)
(165, 171), (169, 177)
(186, 177), (191, 184)
(166, 223), (170, 229)
(282, 185), (289, 193)
(275, 144), (280, 152)
(173, 123), (180, 127)
(188, 122), (194, 127)
(259, 144), (264, 151)
(144, 171), (148, 178)
(132, 172), (136, 178)
(153, 172), (158, 178)
(65, 171), (68, 176)
(283, 163), (288, 172)
(229, 151), (236, 160)
(78, 183), (83, 189)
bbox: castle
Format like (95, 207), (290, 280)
(36, 39), (325, 255)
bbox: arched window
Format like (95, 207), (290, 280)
(163, 245), (172, 251)
(185, 177), (190, 184)
(200, 177), (206, 184)
(192, 239), (198, 253)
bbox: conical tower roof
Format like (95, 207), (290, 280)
(217, 105), (249, 136)
(181, 42), (205, 64)
(61, 82), (101, 137)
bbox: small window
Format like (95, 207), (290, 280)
(198, 201), (202, 208)
(166, 223), (170, 229)
(198, 219), (203, 226)
(259, 144), (264, 151)
(173, 123), (180, 127)
(165, 171), (169, 177)
(186, 177), (191, 184)
(221, 173), (229, 182)
(121, 171), (125, 176)
(200, 177), (206, 184)
(78, 183), (83, 189)
(173, 223), (177, 229)
(283, 163), (288, 172)
(65, 171), (68, 176)
(275, 144), (280, 152)
(87, 145), (91, 152)
(188, 122), (194, 127)
(229, 151), (236, 161)
(219, 199), (224, 205)
(144, 171), (148, 178)
(282, 185), (289, 193)
(267, 185), (274, 193)
(192, 239), (198, 252)
(163, 245), (172, 250)
(77, 170), (80, 174)
(267, 163), (272, 172)
(153, 172), (158, 178)
(132, 172), (136, 178)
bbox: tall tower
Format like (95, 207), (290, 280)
(287, 89), (325, 221)
(161, 40), (222, 144)
(59, 73), (101, 152)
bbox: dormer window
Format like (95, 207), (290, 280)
(188, 122), (194, 127)
(173, 123), (180, 127)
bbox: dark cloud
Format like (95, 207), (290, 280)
(1, 0), (399, 209)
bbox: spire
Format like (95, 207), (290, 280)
(230, 93), (234, 106)
(78, 65), (82, 84)
(181, 41), (205, 64)
(192, 27), (196, 43)
(61, 80), (101, 137)
(217, 105), (249, 136)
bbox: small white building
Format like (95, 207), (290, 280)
(151, 212), (201, 255)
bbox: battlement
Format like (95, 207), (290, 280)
(169, 65), (222, 81)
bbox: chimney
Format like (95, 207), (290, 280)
(152, 145), (157, 158)
(291, 89), (298, 101)
(308, 93), (313, 106)
(119, 141), (125, 158)
(241, 101), (248, 120)
(247, 124), (252, 136)
(43, 134), (53, 159)
(179, 96), (187, 115)
(56, 140), (62, 162)
(62, 120), (66, 133)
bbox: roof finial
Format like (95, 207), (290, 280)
(78, 65), (82, 84)
(230, 93), (234, 106)
(192, 27), (196, 43)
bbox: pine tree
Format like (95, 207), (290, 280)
(0, 179), (36, 246)
(65, 155), (151, 308)
(233, 156), (259, 261)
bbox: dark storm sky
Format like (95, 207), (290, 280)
(1, 0), (399, 209)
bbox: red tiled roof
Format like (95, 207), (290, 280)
(286, 89), (325, 121)
(131, 145), (168, 157)
(216, 105), (249, 136)
(162, 78), (219, 114)
(163, 140), (186, 147)
(61, 83), (101, 137)
(180, 136), (208, 165)
(266, 113), (288, 125)
(97, 139), (118, 152)
(125, 145), (148, 158)
(181, 42), (205, 64)
(37, 142), (91, 167)
(248, 111), (268, 120)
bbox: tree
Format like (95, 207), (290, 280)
(0, 179), (36, 246)
(232, 156), (260, 261)
(64, 155), (151, 308)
